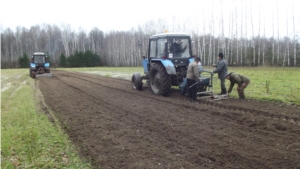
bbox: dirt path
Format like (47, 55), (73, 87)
(37, 70), (300, 169)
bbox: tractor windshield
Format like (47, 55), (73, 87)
(34, 55), (46, 63)
(149, 39), (167, 58)
(168, 38), (190, 58)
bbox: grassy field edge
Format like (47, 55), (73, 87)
(1, 70), (92, 169)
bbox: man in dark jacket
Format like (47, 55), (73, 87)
(225, 72), (250, 99)
(212, 53), (228, 94)
(169, 39), (187, 56)
(186, 57), (202, 103)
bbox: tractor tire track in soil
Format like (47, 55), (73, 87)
(37, 70), (300, 169)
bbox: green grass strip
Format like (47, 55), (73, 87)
(1, 69), (92, 169)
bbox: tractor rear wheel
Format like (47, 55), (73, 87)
(149, 63), (171, 96)
(131, 73), (143, 90)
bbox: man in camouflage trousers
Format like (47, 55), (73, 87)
(225, 72), (250, 99)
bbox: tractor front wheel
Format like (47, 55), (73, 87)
(149, 63), (171, 96)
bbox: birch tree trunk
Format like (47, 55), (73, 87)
(244, 4), (248, 66)
(198, 36), (202, 61)
(251, 4), (255, 66)
(292, 3), (296, 67)
(235, 3), (238, 66)
(276, 0), (280, 65)
(262, 13), (266, 65)
(240, 0), (243, 66)
(283, 38), (288, 67)
(285, 9), (289, 67)
(61, 24), (71, 57)
(208, 0), (214, 66)
(203, 36), (206, 65)
(229, 5), (234, 65)
(209, 33), (212, 66)
(221, 5), (226, 59)
(272, 8), (275, 66)
(258, 3), (261, 66)
(202, 7), (206, 65)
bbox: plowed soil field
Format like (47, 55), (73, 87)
(37, 70), (300, 169)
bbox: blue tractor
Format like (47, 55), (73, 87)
(29, 52), (52, 78)
(131, 33), (213, 97)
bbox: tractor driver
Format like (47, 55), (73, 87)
(169, 39), (187, 57)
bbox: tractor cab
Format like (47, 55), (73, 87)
(148, 34), (192, 59)
(146, 33), (193, 72)
(31, 53), (48, 65)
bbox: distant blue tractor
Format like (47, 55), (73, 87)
(30, 52), (52, 78)
(131, 33), (213, 97)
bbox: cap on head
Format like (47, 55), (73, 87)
(224, 72), (232, 78)
(218, 53), (224, 59)
(176, 39), (183, 43)
(194, 57), (201, 61)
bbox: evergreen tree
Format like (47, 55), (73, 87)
(59, 53), (67, 67)
(65, 50), (101, 67)
(18, 53), (29, 68)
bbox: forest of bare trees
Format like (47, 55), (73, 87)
(1, 1), (299, 68)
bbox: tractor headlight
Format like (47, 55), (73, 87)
(44, 63), (50, 67)
(30, 63), (36, 68)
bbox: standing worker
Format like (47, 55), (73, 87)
(225, 72), (250, 99)
(212, 53), (228, 95)
(186, 57), (202, 103)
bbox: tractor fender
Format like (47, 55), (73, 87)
(142, 59), (149, 74)
(151, 59), (176, 75)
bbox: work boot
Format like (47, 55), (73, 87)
(240, 92), (246, 99)
(239, 92), (245, 99)
(218, 88), (227, 95)
(238, 90), (245, 99)
(221, 88), (227, 95)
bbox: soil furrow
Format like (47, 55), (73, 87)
(37, 70), (300, 169)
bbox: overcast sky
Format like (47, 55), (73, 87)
(1, 0), (299, 38)
(1, 0), (184, 31)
